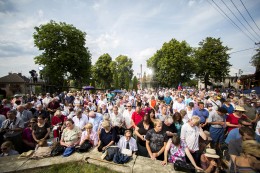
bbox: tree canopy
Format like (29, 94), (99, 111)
(33, 20), (91, 88)
(194, 37), (231, 89)
(92, 53), (113, 89)
(147, 39), (195, 87)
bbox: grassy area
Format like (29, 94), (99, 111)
(19, 162), (120, 173)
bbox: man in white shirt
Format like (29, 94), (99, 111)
(72, 109), (88, 131)
(181, 116), (207, 165)
(122, 103), (134, 130)
(117, 130), (138, 155)
(173, 97), (185, 113)
(42, 93), (52, 108)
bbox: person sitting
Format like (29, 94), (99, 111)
(97, 121), (118, 152)
(22, 118), (37, 151)
(200, 148), (222, 173)
(72, 109), (89, 131)
(146, 119), (167, 161)
(117, 130), (138, 156)
(88, 111), (103, 133)
(32, 115), (51, 147)
(34, 104), (49, 122)
(60, 119), (82, 156)
(0, 141), (19, 157)
(110, 105), (124, 135)
(79, 123), (98, 147)
(161, 134), (202, 171)
(51, 110), (66, 139)
(0, 110), (24, 153)
(134, 112), (154, 157)
(234, 140), (260, 173)
(173, 112), (184, 136)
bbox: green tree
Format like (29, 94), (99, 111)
(114, 55), (133, 89)
(132, 76), (138, 91)
(147, 38), (195, 87)
(92, 53), (113, 89)
(33, 20), (91, 88)
(194, 37), (231, 89)
(251, 48), (260, 86)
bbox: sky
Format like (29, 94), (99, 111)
(0, 0), (260, 79)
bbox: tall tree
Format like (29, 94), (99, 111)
(92, 53), (113, 89)
(33, 20), (91, 88)
(194, 37), (231, 89)
(114, 55), (133, 89)
(147, 39), (195, 87)
(132, 76), (138, 91)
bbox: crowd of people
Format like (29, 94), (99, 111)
(0, 88), (259, 172)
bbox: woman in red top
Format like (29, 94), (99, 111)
(226, 106), (249, 132)
(51, 110), (66, 138)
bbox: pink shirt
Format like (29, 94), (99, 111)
(80, 130), (98, 146)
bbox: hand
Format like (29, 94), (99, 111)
(166, 131), (172, 136)
(150, 155), (156, 160)
(141, 136), (145, 141)
(210, 160), (217, 167)
(219, 122), (225, 126)
(152, 152), (158, 158)
(161, 160), (167, 166)
(102, 146), (107, 151)
(194, 165), (203, 171)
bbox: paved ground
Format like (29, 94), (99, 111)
(0, 148), (184, 173)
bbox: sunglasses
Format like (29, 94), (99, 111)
(1, 148), (7, 150)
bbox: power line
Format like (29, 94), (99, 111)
(240, 0), (260, 32)
(229, 47), (256, 54)
(210, 0), (256, 43)
(220, 0), (259, 41)
(230, 0), (260, 39)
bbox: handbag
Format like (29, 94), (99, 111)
(174, 160), (195, 173)
(78, 140), (93, 153)
(50, 143), (65, 156)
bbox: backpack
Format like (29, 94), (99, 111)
(50, 143), (65, 156)
(77, 140), (93, 153)
(113, 152), (131, 164)
(173, 160), (195, 173)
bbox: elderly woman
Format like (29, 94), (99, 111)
(97, 121), (117, 152)
(79, 123), (98, 147)
(0, 141), (19, 157)
(146, 119), (168, 161)
(234, 140), (260, 173)
(51, 110), (66, 139)
(60, 119), (82, 156)
(32, 115), (51, 146)
(226, 106), (249, 133)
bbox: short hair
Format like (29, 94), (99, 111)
(7, 109), (17, 116)
(188, 102), (194, 108)
(154, 119), (162, 127)
(84, 123), (93, 129)
(124, 130), (132, 136)
(198, 101), (204, 106)
(76, 109), (82, 115)
(66, 118), (74, 124)
(242, 140), (260, 157)
(164, 116), (173, 124)
(239, 126), (255, 137)
(191, 116), (200, 126)
(179, 109), (187, 117)
(102, 120), (110, 128)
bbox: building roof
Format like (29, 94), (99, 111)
(0, 73), (30, 83)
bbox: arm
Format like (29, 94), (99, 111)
(199, 126), (207, 140)
(226, 122), (239, 128)
(146, 140), (155, 160)
(134, 128), (145, 141)
(161, 139), (171, 165)
(185, 148), (203, 171)
(32, 130), (39, 143)
(42, 127), (51, 140)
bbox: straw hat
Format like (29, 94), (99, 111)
(235, 106), (246, 112)
(205, 148), (220, 159)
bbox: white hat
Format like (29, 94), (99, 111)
(204, 148), (220, 159)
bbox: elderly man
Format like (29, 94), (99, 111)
(181, 116), (207, 165)
(16, 105), (33, 127)
(110, 105), (124, 135)
(0, 110), (24, 152)
(72, 109), (88, 131)
(88, 111), (103, 133)
(172, 96), (185, 113)
(122, 103), (134, 130)
(117, 130), (138, 155)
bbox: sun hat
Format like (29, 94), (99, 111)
(235, 106), (246, 112)
(204, 148), (220, 159)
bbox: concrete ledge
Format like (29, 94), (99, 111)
(0, 149), (183, 173)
